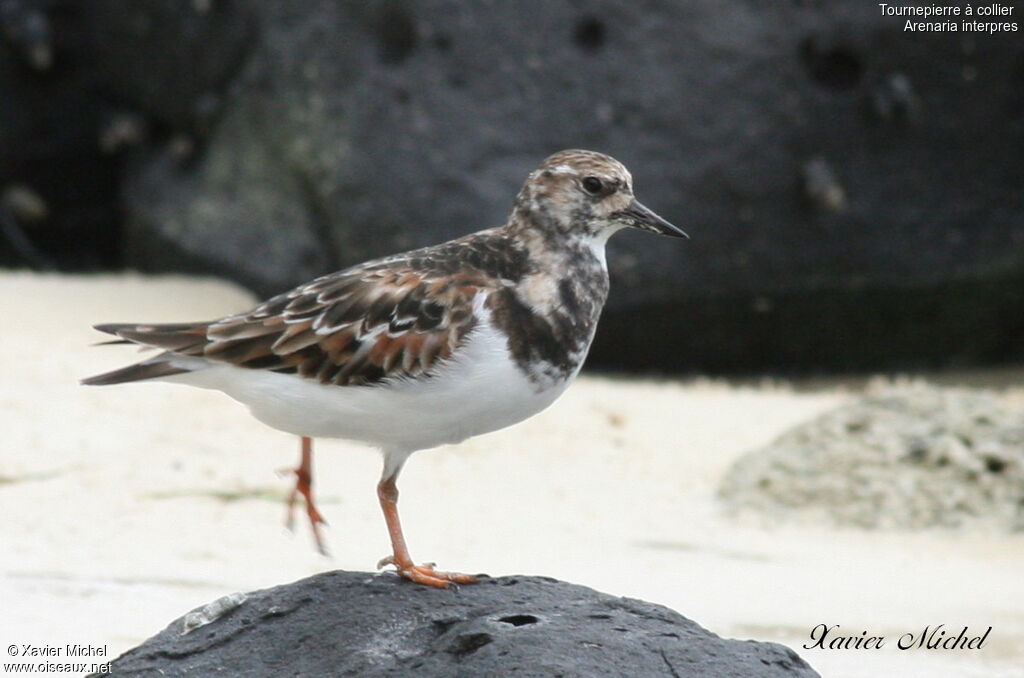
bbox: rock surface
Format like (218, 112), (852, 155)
(719, 385), (1024, 531)
(93, 572), (819, 677)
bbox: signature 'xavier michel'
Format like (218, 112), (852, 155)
(84, 149), (687, 587)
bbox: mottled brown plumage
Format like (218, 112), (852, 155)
(87, 229), (536, 387)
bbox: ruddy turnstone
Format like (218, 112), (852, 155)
(83, 149), (686, 587)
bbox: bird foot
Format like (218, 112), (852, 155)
(280, 465), (329, 556)
(376, 555), (477, 588)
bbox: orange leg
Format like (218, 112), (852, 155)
(376, 473), (476, 588)
(284, 436), (328, 555)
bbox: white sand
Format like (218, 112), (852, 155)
(1, 272), (1022, 677)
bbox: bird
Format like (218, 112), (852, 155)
(82, 149), (687, 588)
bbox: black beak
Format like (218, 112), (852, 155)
(618, 199), (688, 239)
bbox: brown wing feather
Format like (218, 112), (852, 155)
(88, 228), (532, 388)
(187, 266), (490, 386)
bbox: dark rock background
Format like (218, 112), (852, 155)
(0, 0), (256, 270)
(2, 0), (1022, 373)
(92, 571), (820, 677)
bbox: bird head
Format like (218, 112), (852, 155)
(513, 149), (687, 241)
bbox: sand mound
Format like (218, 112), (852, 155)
(719, 385), (1024, 531)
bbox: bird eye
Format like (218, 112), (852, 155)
(581, 176), (603, 195)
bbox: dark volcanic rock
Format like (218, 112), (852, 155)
(95, 572), (819, 678)
(0, 0), (254, 271)
(119, 0), (1024, 372)
(4, 0), (1022, 371)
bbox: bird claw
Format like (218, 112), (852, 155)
(376, 556), (476, 588)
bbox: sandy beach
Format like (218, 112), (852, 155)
(2, 272), (1022, 677)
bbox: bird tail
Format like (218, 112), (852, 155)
(81, 358), (190, 386)
(81, 321), (211, 386)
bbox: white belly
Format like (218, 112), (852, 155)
(165, 320), (571, 453)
